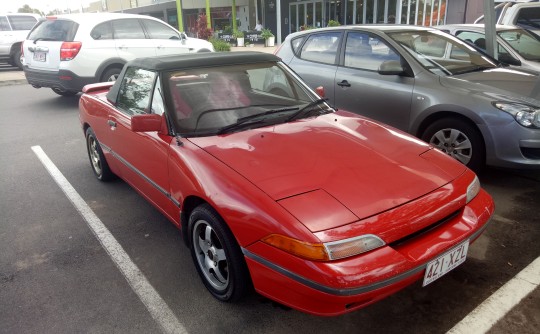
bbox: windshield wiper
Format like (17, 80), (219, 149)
(217, 107), (299, 135)
(286, 98), (330, 122)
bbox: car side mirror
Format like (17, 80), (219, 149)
(315, 86), (325, 98)
(131, 114), (164, 133)
(378, 60), (405, 75)
(499, 54), (521, 67)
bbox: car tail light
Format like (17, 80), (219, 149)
(60, 42), (82, 61)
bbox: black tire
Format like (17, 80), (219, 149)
(12, 48), (23, 70)
(51, 88), (78, 96)
(188, 204), (251, 302)
(85, 127), (115, 181)
(101, 67), (122, 82)
(421, 117), (485, 172)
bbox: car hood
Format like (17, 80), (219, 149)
(188, 114), (466, 224)
(442, 68), (540, 104)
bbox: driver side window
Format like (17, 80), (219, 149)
(344, 32), (399, 71)
(143, 19), (180, 40)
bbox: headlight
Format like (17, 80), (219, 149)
(493, 102), (540, 128)
(262, 234), (385, 261)
(324, 235), (386, 260)
(466, 175), (480, 204)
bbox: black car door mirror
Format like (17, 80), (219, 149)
(499, 54), (521, 67)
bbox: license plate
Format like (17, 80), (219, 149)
(33, 51), (46, 62)
(423, 240), (469, 286)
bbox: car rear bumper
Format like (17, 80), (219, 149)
(24, 67), (96, 92)
(243, 189), (494, 316)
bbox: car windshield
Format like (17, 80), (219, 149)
(165, 62), (333, 136)
(498, 29), (540, 61)
(387, 30), (498, 76)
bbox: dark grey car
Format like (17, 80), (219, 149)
(276, 25), (540, 171)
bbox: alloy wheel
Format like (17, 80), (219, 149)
(88, 136), (102, 176)
(192, 219), (229, 291)
(429, 128), (472, 165)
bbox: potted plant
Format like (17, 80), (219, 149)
(233, 30), (245, 47)
(261, 28), (275, 47)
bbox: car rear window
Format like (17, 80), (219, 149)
(7, 15), (38, 30)
(28, 19), (78, 41)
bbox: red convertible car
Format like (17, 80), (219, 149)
(79, 52), (494, 316)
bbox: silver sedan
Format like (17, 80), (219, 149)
(277, 25), (540, 171)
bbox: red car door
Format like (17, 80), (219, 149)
(106, 68), (179, 223)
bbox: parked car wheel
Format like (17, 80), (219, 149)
(101, 67), (122, 82)
(85, 128), (115, 181)
(13, 48), (23, 70)
(189, 204), (250, 302)
(51, 88), (78, 96)
(422, 118), (485, 172)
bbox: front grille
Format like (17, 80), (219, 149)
(389, 210), (461, 248)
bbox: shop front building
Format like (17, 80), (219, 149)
(92, 0), (478, 43)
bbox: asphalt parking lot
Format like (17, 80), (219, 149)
(0, 58), (538, 334)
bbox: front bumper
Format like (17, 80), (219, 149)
(481, 121), (540, 169)
(24, 67), (95, 92)
(243, 189), (494, 316)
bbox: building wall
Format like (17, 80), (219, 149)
(85, 0), (491, 42)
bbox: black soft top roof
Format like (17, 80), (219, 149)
(107, 52), (280, 103)
(129, 51), (279, 71)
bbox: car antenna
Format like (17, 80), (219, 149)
(175, 133), (184, 146)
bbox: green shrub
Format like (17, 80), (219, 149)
(210, 38), (231, 52)
(327, 20), (341, 27)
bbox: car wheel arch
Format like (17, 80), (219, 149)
(413, 106), (486, 137)
(180, 195), (207, 247)
(180, 195), (243, 247)
(95, 58), (126, 82)
(417, 111), (487, 171)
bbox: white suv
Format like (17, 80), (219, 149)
(23, 13), (214, 96)
(474, 1), (540, 35)
(0, 13), (40, 69)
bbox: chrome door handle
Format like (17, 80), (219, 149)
(337, 80), (351, 87)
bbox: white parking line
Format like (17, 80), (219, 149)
(447, 256), (540, 334)
(31, 146), (186, 334)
